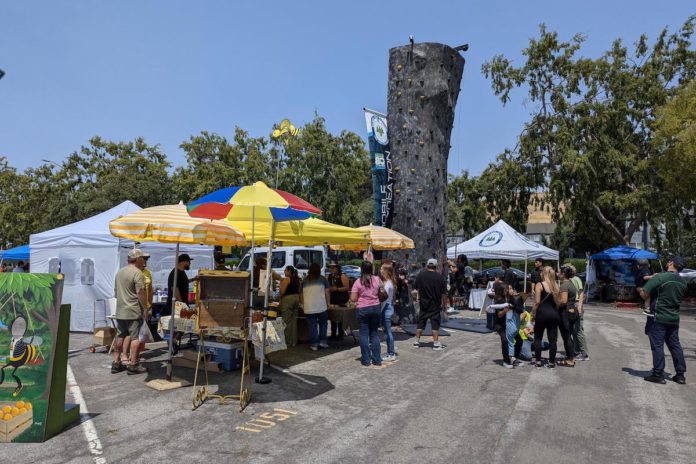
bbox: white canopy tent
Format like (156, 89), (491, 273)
(447, 219), (559, 261)
(30, 200), (214, 332)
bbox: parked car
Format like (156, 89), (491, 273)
(237, 246), (326, 277)
(679, 268), (696, 283)
(324, 264), (360, 287)
(474, 266), (530, 292)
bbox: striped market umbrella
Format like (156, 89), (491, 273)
(109, 203), (247, 246)
(330, 224), (415, 251)
(109, 203), (246, 381)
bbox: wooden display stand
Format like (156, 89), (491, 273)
(191, 270), (252, 412)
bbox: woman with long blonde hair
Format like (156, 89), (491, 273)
(380, 263), (397, 362)
(531, 266), (560, 368)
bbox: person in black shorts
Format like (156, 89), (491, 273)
(412, 258), (448, 350)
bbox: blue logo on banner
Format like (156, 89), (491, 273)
(479, 231), (503, 247)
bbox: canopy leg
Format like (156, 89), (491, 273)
(256, 220), (276, 385)
(166, 242), (180, 381)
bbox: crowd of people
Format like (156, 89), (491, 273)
(0, 261), (29, 273)
(107, 248), (689, 384)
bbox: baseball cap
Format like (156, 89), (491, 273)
(328, 260), (340, 268)
(178, 253), (193, 263)
(426, 258), (438, 268)
(128, 249), (150, 259)
(670, 256), (685, 271)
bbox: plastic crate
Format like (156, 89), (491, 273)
(195, 340), (245, 371)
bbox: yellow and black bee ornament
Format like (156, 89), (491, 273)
(1, 316), (38, 397)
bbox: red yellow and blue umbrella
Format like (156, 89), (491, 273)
(186, 181), (321, 384)
(187, 181), (320, 222)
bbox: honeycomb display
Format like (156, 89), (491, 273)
(196, 270), (250, 330)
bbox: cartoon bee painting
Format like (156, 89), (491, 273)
(0, 316), (39, 397)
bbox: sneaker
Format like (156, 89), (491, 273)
(513, 358), (526, 367)
(644, 374), (666, 384)
(309, 345), (318, 351)
(433, 344), (446, 351)
(383, 354), (397, 362)
(642, 309), (655, 317)
(672, 374), (686, 385)
(446, 307), (457, 314)
(369, 364), (386, 370)
(111, 362), (126, 374)
(126, 364), (147, 375)
(576, 353), (590, 361)
(413, 340), (421, 348)
(503, 361), (514, 369)
(546, 363), (556, 369)
(319, 343), (329, 349)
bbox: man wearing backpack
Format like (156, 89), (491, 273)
(639, 257), (688, 385)
(563, 264), (589, 361)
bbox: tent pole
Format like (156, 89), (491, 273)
(249, 206), (256, 311)
(524, 251), (528, 294)
(165, 242), (180, 382)
(257, 220), (276, 384)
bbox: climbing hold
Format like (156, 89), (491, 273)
(395, 165), (400, 171)
(397, 64), (403, 70)
(417, 219), (422, 225)
(416, 188), (423, 193)
(397, 90), (402, 96)
(419, 140), (425, 146)
(420, 95), (426, 101)
(410, 168), (416, 174)
(402, 124), (407, 129)
(408, 109), (415, 114)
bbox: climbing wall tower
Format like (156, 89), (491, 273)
(387, 42), (465, 267)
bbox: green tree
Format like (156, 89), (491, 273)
(651, 80), (696, 255)
(55, 137), (174, 220)
(482, 17), (696, 246)
(278, 116), (372, 227)
(172, 128), (274, 203)
(447, 170), (491, 238)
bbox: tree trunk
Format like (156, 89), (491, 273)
(387, 42), (465, 267)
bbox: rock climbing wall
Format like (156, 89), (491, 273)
(387, 42), (465, 267)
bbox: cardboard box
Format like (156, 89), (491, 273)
(172, 356), (223, 373)
(93, 327), (115, 347)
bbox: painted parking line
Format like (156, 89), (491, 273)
(66, 364), (106, 464)
(268, 364), (318, 385)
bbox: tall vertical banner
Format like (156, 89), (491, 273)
(364, 108), (394, 227)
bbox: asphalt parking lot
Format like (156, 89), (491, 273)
(5, 303), (696, 464)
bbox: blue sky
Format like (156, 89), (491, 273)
(1, 1), (694, 177)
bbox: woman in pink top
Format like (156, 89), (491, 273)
(351, 261), (382, 367)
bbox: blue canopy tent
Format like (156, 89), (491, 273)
(587, 245), (661, 302)
(0, 244), (30, 262)
(591, 245), (658, 261)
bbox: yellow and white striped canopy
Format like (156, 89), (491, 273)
(330, 224), (415, 251)
(109, 203), (246, 245)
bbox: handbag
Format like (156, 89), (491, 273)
(377, 279), (388, 303)
(565, 305), (580, 321)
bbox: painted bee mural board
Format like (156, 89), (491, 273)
(0, 273), (79, 442)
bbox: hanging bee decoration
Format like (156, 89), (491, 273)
(272, 119), (301, 145)
(0, 316), (38, 397)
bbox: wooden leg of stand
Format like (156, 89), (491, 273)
(191, 332), (208, 411)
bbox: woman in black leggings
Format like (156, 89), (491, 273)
(532, 266), (560, 368)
